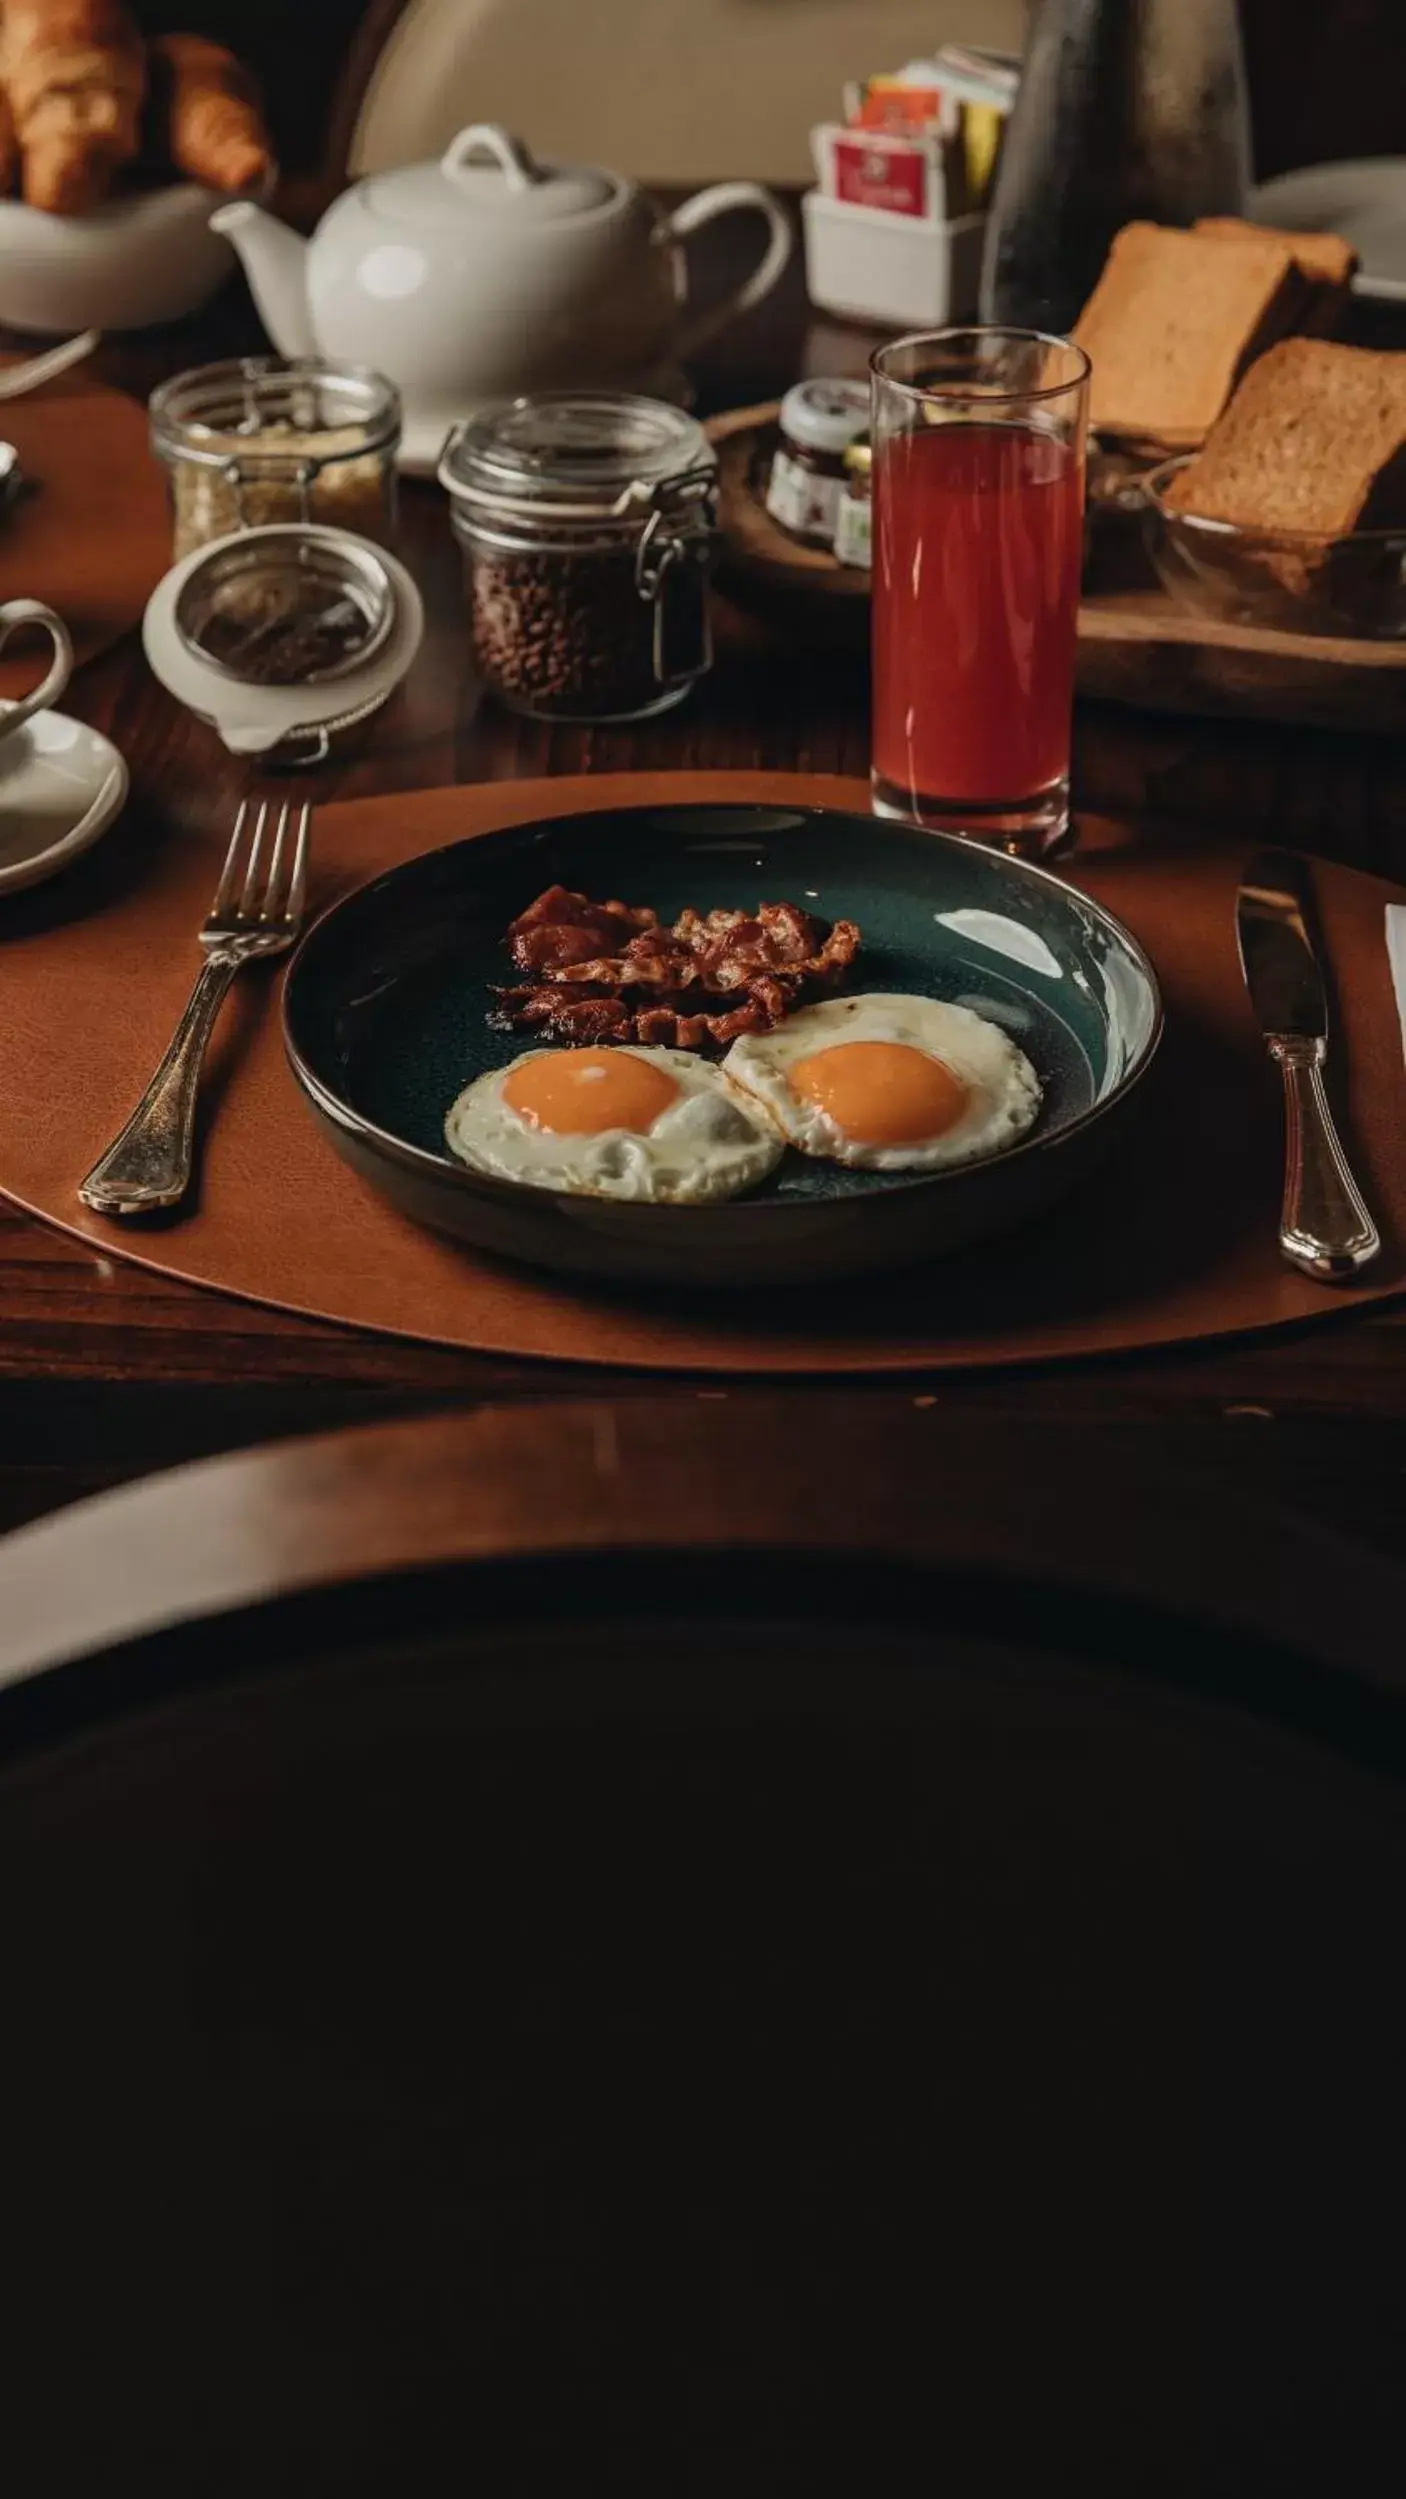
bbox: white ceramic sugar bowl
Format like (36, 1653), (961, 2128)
(213, 124), (793, 471)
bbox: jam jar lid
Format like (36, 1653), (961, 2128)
(174, 528), (396, 686)
(778, 379), (870, 456)
(439, 391), (716, 524)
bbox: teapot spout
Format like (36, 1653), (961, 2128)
(210, 200), (316, 359)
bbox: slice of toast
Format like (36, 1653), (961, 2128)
(1073, 222), (1307, 449)
(1192, 216), (1359, 287)
(1194, 216), (1358, 336)
(1163, 337), (1406, 534)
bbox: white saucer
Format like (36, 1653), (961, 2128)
(0, 705), (128, 897)
(1251, 160), (1406, 301)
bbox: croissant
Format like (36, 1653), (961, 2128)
(152, 33), (273, 197)
(0, 0), (145, 214)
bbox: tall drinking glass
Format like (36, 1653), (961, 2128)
(870, 330), (1090, 858)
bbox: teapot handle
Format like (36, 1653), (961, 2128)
(441, 124), (540, 192)
(663, 182), (793, 362)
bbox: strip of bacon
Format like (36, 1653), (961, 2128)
(493, 885), (862, 1050)
(506, 884), (659, 975)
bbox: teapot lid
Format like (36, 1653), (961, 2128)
(363, 124), (617, 232)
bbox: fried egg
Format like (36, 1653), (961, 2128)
(723, 993), (1042, 1172)
(444, 1045), (785, 1203)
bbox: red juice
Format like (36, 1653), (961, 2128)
(872, 419), (1084, 815)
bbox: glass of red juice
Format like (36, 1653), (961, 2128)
(870, 329), (1090, 858)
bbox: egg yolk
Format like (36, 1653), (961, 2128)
(789, 1040), (968, 1144)
(503, 1050), (681, 1137)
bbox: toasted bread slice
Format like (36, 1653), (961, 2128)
(1163, 337), (1406, 534)
(1194, 216), (1358, 336)
(1192, 216), (1359, 287)
(1074, 222), (1307, 449)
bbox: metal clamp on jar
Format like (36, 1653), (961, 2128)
(439, 392), (718, 723)
(142, 523), (424, 767)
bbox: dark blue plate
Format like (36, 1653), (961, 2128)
(283, 804), (1162, 1285)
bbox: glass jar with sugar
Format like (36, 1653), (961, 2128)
(150, 357), (401, 563)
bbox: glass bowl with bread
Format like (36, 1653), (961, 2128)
(1137, 338), (1406, 640)
(1069, 217), (1406, 635)
(1141, 465), (1406, 640)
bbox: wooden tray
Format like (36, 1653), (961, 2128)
(2, 771), (1404, 1375)
(707, 403), (1406, 735)
(0, 361), (172, 701)
(708, 403), (869, 649)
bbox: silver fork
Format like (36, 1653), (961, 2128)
(79, 799), (311, 1216)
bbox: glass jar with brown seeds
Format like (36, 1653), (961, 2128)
(440, 392), (717, 724)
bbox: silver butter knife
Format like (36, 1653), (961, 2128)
(1236, 849), (1380, 1283)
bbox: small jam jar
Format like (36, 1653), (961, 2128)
(765, 378), (870, 548)
(833, 436), (872, 571)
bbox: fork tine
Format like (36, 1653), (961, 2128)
(210, 800), (251, 920)
(260, 801), (292, 921)
(239, 801), (269, 916)
(285, 803), (312, 925)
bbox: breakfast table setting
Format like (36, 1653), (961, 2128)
(1, 10), (1406, 1579)
(7, 6), (1406, 2488)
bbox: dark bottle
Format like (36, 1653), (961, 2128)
(981, 0), (1252, 334)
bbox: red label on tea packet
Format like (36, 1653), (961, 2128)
(832, 135), (929, 218)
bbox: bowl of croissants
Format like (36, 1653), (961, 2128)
(0, 0), (276, 332)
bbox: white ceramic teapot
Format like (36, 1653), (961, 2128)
(213, 125), (793, 471)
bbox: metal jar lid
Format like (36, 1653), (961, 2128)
(150, 357), (403, 477)
(174, 529), (395, 687)
(439, 391), (716, 536)
(778, 379), (870, 457)
(145, 524), (425, 764)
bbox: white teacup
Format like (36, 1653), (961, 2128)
(0, 600), (73, 743)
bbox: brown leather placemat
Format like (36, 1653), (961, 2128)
(2, 770), (1404, 1374)
(0, 367), (171, 699)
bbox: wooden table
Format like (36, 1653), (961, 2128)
(3, 210), (1406, 1554)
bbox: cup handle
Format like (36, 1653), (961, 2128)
(663, 182), (793, 363)
(0, 600), (73, 744)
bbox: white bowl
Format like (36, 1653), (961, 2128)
(0, 185), (238, 335)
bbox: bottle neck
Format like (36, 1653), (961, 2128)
(982, 0), (1251, 333)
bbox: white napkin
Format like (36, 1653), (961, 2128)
(1389, 908), (1406, 1060)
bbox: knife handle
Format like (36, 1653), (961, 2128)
(1270, 1038), (1380, 1283)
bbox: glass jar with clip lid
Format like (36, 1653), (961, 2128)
(439, 391), (718, 723)
(150, 357), (401, 564)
